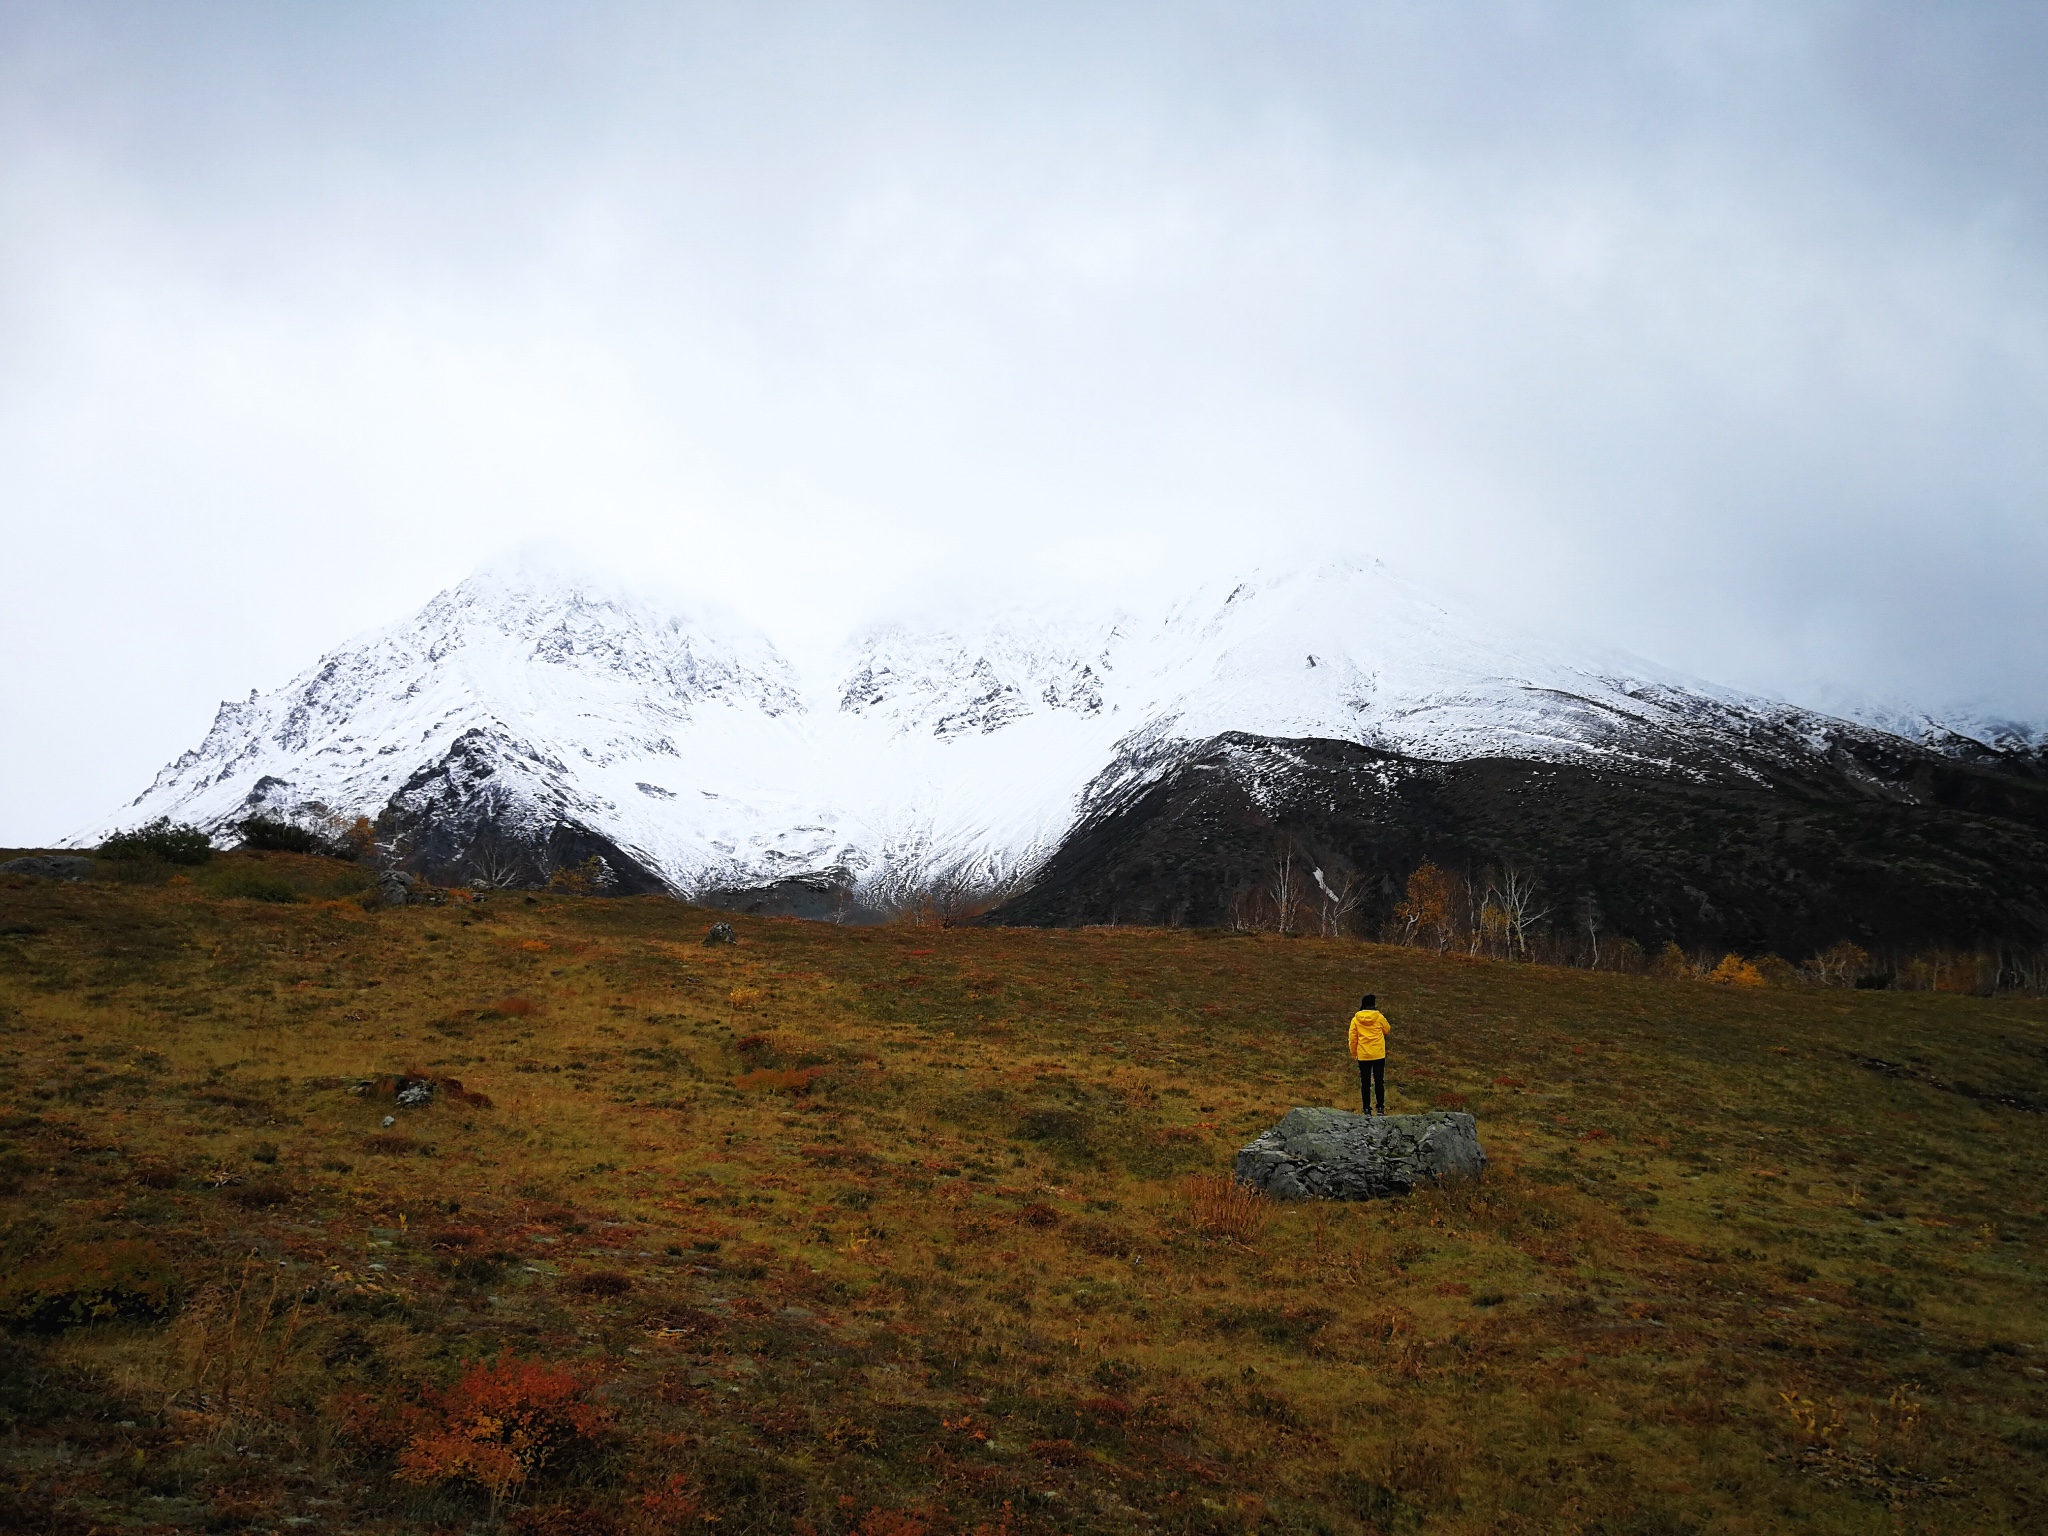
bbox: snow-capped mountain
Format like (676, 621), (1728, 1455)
(77, 556), (2046, 928)
(1797, 688), (2048, 763)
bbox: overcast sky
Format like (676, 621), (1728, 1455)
(4, 2), (2046, 842)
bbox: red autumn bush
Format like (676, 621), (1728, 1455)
(397, 1355), (610, 1505)
(636, 1474), (704, 1533)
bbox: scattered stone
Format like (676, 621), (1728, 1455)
(395, 1080), (433, 1108)
(704, 922), (737, 945)
(381, 1115), (397, 1128)
(1234, 1107), (1486, 1201)
(1, 855), (95, 881)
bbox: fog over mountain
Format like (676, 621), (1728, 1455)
(64, 555), (1806, 884)
(3, 4), (2046, 843)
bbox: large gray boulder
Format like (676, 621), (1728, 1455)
(369, 869), (415, 909)
(1235, 1107), (1486, 1201)
(1, 855), (95, 881)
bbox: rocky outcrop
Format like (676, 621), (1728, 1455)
(366, 870), (416, 909)
(1235, 1107), (1486, 1201)
(1, 856), (95, 881)
(698, 873), (867, 922)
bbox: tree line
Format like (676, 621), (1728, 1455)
(1228, 850), (2047, 996)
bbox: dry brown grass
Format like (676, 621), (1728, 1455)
(1, 853), (2045, 1533)
(1184, 1171), (1270, 1245)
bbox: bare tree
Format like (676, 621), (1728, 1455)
(1268, 850), (1302, 936)
(1474, 891), (1511, 958)
(1491, 864), (1548, 960)
(470, 849), (524, 891)
(1312, 865), (1365, 938)
(466, 827), (529, 890)
(1228, 885), (1259, 933)
(1579, 892), (1603, 968)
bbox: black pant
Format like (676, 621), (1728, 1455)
(1358, 1058), (1385, 1114)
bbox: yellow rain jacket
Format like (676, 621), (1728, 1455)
(1348, 1009), (1390, 1061)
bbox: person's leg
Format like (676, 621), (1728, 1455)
(1358, 1059), (1371, 1114)
(1371, 1059), (1386, 1114)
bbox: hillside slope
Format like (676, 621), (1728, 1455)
(2, 864), (2045, 1532)
(990, 730), (2048, 953)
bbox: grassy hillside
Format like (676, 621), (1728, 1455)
(2, 852), (2045, 1535)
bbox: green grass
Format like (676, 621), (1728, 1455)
(1, 852), (2045, 1534)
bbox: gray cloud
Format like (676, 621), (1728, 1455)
(3, 1), (2045, 840)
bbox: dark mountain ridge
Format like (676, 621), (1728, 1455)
(987, 727), (2048, 960)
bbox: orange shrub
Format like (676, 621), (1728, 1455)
(397, 1355), (610, 1506)
(1708, 954), (1766, 987)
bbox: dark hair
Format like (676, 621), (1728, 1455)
(1361, 993), (1376, 1009)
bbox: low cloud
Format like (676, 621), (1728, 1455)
(2, 2), (2044, 839)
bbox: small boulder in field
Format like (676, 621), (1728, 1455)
(704, 922), (736, 945)
(396, 1080), (433, 1108)
(1235, 1108), (1485, 1201)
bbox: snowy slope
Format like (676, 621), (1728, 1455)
(76, 565), (831, 890)
(79, 556), (2022, 902)
(1802, 692), (2048, 761)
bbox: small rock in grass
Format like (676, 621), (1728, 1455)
(396, 1080), (433, 1108)
(381, 1115), (396, 1129)
(704, 922), (736, 945)
(1235, 1108), (1486, 1201)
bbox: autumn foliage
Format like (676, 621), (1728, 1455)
(396, 1355), (610, 1505)
(1392, 860), (1457, 952)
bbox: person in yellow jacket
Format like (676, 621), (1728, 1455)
(1348, 993), (1391, 1115)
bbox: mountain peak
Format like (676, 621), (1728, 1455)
(74, 557), (2046, 927)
